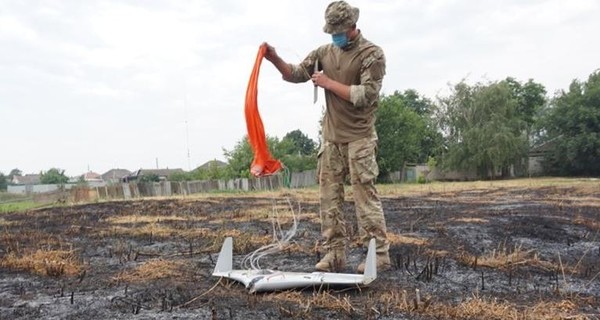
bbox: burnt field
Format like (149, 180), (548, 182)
(1, 179), (600, 319)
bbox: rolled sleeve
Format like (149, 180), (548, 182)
(350, 48), (386, 108)
(286, 50), (319, 83)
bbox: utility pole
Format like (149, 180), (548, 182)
(184, 80), (192, 171)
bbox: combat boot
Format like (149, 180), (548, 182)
(315, 249), (346, 272)
(356, 252), (391, 273)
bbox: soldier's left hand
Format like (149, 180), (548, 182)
(311, 72), (331, 89)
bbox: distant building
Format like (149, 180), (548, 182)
(122, 168), (185, 182)
(11, 174), (41, 185)
(528, 138), (558, 176)
(195, 159), (228, 171)
(102, 169), (132, 184)
(82, 171), (103, 183)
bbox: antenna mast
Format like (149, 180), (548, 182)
(184, 82), (192, 171)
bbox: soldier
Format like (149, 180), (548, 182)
(263, 0), (390, 273)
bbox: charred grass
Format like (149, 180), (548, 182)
(1, 178), (599, 319)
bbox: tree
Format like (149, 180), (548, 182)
(169, 163), (232, 182)
(139, 173), (160, 182)
(539, 70), (600, 176)
(279, 130), (318, 172)
(504, 77), (547, 144)
(437, 80), (528, 178)
(170, 171), (193, 182)
(223, 135), (257, 178)
(40, 168), (69, 185)
(279, 153), (317, 173)
(400, 89), (434, 116)
(223, 130), (318, 178)
(281, 129), (317, 156)
(398, 90), (444, 163)
(8, 168), (22, 182)
(376, 91), (429, 180)
(0, 172), (7, 191)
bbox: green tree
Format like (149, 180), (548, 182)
(0, 172), (7, 191)
(376, 91), (429, 180)
(223, 135), (257, 178)
(438, 80), (528, 178)
(539, 70), (600, 176)
(223, 135), (283, 178)
(400, 89), (433, 116)
(177, 161), (231, 181)
(139, 173), (160, 182)
(76, 175), (88, 186)
(8, 168), (22, 182)
(40, 168), (69, 185)
(281, 129), (317, 156)
(279, 130), (318, 172)
(279, 153), (318, 172)
(504, 77), (547, 144)
(224, 131), (318, 178)
(398, 90), (444, 163)
(170, 171), (193, 181)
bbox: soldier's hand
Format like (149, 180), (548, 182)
(262, 42), (278, 62)
(312, 72), (332, 89)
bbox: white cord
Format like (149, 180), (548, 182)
(241, 196), (299, 270)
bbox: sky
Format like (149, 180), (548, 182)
(1, 0), (599, 177)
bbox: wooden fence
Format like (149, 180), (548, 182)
(40, 169), (319, 203)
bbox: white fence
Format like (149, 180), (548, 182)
(89, 170), (318, 201)
(7, 181), (105, 195)
(10, 169), (319, 203)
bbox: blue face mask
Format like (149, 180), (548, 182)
(332, 32), (348, 48)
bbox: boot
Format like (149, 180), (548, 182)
(315, 249), (346, 272)
(356, 252), (391, 273)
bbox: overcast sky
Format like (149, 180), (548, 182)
(1, 0), (599, 177)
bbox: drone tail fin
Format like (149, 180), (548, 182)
(363, 238), (377, 283)
(213, 237), (233, 276)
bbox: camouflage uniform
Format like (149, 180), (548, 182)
(286, 1), (390, 266)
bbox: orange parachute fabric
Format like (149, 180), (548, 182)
(244, 44), (283, 177)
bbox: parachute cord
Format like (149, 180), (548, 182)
(241, 175), (299, 270)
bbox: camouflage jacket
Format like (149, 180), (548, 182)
(287, 32), (386, 143)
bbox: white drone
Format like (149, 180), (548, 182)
(212, 237), (378, 293)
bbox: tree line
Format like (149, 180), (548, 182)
(2, 69), (598, 189)
(0, 168), (70, 191)
(194, 68), (598, 181)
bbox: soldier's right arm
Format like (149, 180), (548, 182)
(286, 49), (320, 84)
(263, 43), (294, 81)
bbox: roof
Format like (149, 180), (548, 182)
(83, 171), (103, 181)
(12, 174), (41, 185)
(121, 168), (186, 182)
(529, 137), (560, 156)
(101, 169), (132, 181)
(196, 159), (228, 171)
(138, 168), (185, 177)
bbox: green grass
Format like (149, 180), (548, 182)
(0, 192), (47, 213)
(0, 200), (44, 213)
(0, 192), (28, 202)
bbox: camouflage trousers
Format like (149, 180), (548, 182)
(318, 134), (389, 254)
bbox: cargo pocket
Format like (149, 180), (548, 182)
(350, 139), (379, 184)
(316, 143), (325, 181)
(319, 141), (348, 184)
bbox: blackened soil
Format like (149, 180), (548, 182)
(1, 184), (600, 319)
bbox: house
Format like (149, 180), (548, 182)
(528, 138), (558, 176)
(101, 169), (132, 184)
(11, 174), (41, 185)
(195, 159), (228, 171)
(122, 168), (185, 182)
(82, 171), (103, 183)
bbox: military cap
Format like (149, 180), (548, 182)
(323, 1), (360, 34)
